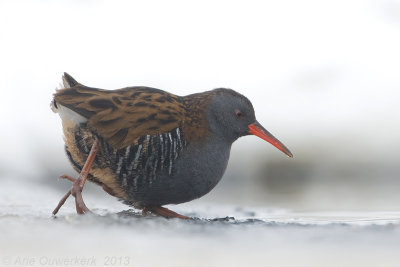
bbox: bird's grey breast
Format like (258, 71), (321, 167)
(108, 128), (232, 206)
(71, 124), (231, 206)
(170, 135), (232, 202)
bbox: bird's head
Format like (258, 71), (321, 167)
(207, 88), (293, 157)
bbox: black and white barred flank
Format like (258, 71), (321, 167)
(71, 125), (187, 192)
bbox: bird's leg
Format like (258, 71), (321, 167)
(142, 206), (191, 219)
(52, 138), (99, 215)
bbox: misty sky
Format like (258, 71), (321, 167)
(0, 0), (399, 175)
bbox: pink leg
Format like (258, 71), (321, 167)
(52, 138), (99, 215)
(142, 206), (191, 219)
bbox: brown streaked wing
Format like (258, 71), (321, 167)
(54, 85), (186, 149)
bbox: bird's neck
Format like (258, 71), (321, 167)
(180, 92), (214, 143)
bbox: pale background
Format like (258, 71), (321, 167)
(1, 1), (400, 266)
(1, 0), (399, 210)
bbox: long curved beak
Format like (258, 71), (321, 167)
(248, 121), (293, 158)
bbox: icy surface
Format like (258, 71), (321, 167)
(1, 178), (400, 267)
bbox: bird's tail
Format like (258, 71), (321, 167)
(62, 72), (79, 88)
(51, 72), (80, 113)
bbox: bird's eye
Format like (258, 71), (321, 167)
(235, 109), (242, 118)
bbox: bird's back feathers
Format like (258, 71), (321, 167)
(53, 73), (209, 149)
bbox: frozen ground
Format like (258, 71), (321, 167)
(0, 180), (400, 266)
(1, 177), (400, 267)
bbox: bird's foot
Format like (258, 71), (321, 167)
(142, 206), (191, 219)
(52, 138), (99, 216)
(52, 174), (91, 215)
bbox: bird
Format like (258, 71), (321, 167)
(51, 73), (293, 219)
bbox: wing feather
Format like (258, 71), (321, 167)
(54, 84), (185, 149)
